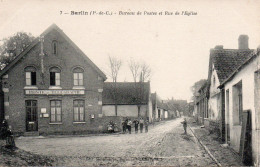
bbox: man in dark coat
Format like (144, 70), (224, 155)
(127, 119), (132, 134)
(122, 119), (127, 134)
(133, 119), (139, 133)
(144, 119), (149, 133)
(139, 117), (144, 133)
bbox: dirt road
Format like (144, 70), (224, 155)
(15, 118), (217, 166)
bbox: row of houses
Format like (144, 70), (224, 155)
(194, 35), (260, 166)
(151, 93), (180, 121)
(102, 83), (179, 122)
(0, 24), (180, 136)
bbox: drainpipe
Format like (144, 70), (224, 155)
(39, 36), (45, 85)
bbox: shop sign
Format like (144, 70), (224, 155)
(25, 89), (85, 95)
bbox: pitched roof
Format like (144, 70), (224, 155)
(0, 24), (107, 80)
(219, 48), (260, 87)
(208, 49), (254, 84)
(102, 82), (150, 105)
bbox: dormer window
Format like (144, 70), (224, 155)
(25, 66), (36, 86)
(52, 41), (57, 55)
(50, 67), (61, 86)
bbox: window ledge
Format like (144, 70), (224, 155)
(233, 124), (242, 127)
(24, 86), (38, 90)
(49, 122), (62, 125)
(49, 86), (62, 90)
(72, 86), (85, 90)
(73, 122), (86, 124)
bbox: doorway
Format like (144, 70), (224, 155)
(25, 100), (38, 131)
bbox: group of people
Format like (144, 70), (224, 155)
(0, 119), (15, 147)
(122, 117), (149, 134)
(107, 121), (118, 133)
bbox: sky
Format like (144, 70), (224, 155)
(0, 0), (259, 101)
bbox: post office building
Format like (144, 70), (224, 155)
(0, 24), (107, 135)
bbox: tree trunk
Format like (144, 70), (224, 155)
(138, 105), (141, 117)
(115, 104), (118, 116)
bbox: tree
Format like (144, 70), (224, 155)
(128, 58), (140, 83)
(128, 59), (152, 117)
(0, 32), (35, 70)
(140, 62), (151, 82)
(190, 79), (207, 101)
(107, 56), (122, 116)
(139, 62), (152, 118)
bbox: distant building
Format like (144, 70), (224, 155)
(102, 82), (153, 122)
(151, 93), (178, 121)
(195, 81), (209, 125)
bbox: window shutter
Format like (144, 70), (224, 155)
(31, 72), (36, 85)
(50, 72), (56, 85)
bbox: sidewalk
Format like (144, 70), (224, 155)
(188, 118), (244, 166)
(16, 118), (172, 139)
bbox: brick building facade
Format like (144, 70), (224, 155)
(0, 24), (109, 135)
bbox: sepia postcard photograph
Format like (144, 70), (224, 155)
(0, 0), (259, 166)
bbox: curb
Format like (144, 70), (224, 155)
(188, 125), (222, 167)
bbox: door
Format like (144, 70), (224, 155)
(240, 111), (252, 166)
(226, 89), (230, 143)
(26, 100), (38, 131)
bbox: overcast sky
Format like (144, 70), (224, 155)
(0, 0), (259, 101)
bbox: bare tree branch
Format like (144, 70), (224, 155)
(128, 58), (140, 83)
(108, 56), (122, 82)
(107, 56), (122, 116)
(140, 62), (152, 82)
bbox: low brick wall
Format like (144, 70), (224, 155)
(38, 116), (124, 136)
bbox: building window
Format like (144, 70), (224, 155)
(25, 66), (36, 86)
(50, 100), (62, 122)
(204, 98), (209, 118)
(73, 67), (84, 86)
(52, 41), (57, 55)
(50, 67), (61, 86)
(232, 81), (243, 125)
(73, 100), (85, 122)
(213, 75), (216, 86)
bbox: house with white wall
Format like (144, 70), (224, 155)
(205, 35), (254, 140)
(151, 93), (178, 121)
(219, 48), (260, 166)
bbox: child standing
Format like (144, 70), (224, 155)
(145, 119), (149, 133)
(181, 118), (187, 134)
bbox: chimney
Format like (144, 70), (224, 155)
(214, 45), (223, 49)
(238, 35), (249, 49)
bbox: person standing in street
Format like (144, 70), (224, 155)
(139, 117), (144, 133)
(127, 119), (132, 134)
(133, 119), (139, 133)
(122, 119), (127, 134)
(145, 119), (149, 133)
(181, 118), (187, 134)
